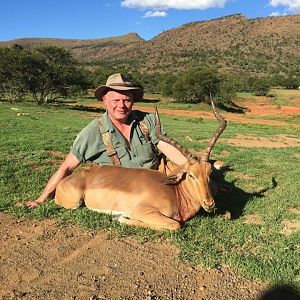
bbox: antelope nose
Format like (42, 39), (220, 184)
(205, 201), (215, 212)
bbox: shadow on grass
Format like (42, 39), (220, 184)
(140, 98), (160, 103)
(52, 99), (78, 104)
(258, 284), (300, 300)
(56, 104), (106, 114)
(217, 101), (248, 114)
(212, 171), (277, 219)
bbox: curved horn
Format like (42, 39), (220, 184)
(201, 95), (227, 162)
(154, 106), (197, 163)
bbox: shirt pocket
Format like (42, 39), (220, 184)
(134, 142), (158, 167)
(94, 146), (127, 165)
(115, 146), (127, 160)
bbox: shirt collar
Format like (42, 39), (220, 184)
(100, 111), (137, 133)
(100, 112), (114, 133)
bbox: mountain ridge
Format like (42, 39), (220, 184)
(1, 14), (299, 76)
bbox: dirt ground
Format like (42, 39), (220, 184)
(1, 213), (270, 300)
(2, 97), (300, 300)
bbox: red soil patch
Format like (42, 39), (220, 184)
(281, 106), (300, 115)
(240, 99), (300, 117)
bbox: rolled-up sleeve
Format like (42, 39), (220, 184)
(70, 119), (104, 163)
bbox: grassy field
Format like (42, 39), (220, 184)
(0, 100), (299, 285)
(271, 88), (300, 107)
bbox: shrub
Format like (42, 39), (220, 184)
(172, 67), (238, 104)
(250, 77), (271, 96)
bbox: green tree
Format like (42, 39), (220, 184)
(26, 46), (89, 104)
(173, 67), (219, 103)
(161, 75), (177, 97)
(217, 74), (239, 103)
(0, 46), (89, 104)
(283, 77), (299, 89)
(269, 74), (286, 87)
(139, 72), (165, 94)
(172, 67), (237, 104)
(0, 46), (29, 102)
(250, 77), (271, 96)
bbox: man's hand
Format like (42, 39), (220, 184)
(15, 152), (80, 210)
(16, 200), (41, 209)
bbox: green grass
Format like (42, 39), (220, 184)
(236, 92), (257, 100)
(0, 101), (299, 284)
(270, 88), (300, 107)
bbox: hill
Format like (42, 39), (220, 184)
(138, 14), (299, 76)
(0, 33), (145, 62)
(1, 14), (299, 76)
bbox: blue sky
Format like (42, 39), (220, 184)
(1, 0), (299, 41)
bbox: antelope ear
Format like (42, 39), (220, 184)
(163, 172), (186, 185)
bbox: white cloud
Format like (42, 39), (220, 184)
(269, 0), (300, 13)
(143, 11), (168, 18)
(121, 0), (230, 10)
(270, 11), (280, 16)
(269, 11), (288, 16)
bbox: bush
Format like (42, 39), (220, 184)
(161, 75), (177, 97)
(0, 46), (29, 102)
(0, 45), (90, 104)
(250, 77), (271, 96)
(283, 77), (299, 89)
(172, 67), (238, 104)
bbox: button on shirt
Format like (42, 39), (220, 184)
(70, 110), (161, 169)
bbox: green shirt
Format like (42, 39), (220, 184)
(70, 110), (161, 169)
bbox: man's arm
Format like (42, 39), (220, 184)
(157, 140), (188, 165)
(19, 152), (80, 208)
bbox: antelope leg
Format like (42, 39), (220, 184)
(55, 182), (84, 209)
(118, 212), (180, 231)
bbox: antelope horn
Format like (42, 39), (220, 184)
(201, 94), (227, 162)
(154, 106), (197, 163)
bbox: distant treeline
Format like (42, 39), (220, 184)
(0, 45), (299, 104)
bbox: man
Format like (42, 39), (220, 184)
(22, 73), (187, 208)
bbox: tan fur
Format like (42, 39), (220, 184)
(55, 161), (215, 231)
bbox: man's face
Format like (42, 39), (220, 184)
(103, 90), (134, 123)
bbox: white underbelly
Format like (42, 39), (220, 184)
(84, 188), (139, 216)
(88, 208), (130, 219)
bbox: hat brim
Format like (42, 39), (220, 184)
(94, 85), (143, 102)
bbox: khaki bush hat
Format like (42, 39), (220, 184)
(94, 73), (143, 102)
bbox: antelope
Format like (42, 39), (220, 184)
(54, 98), (227, 230)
